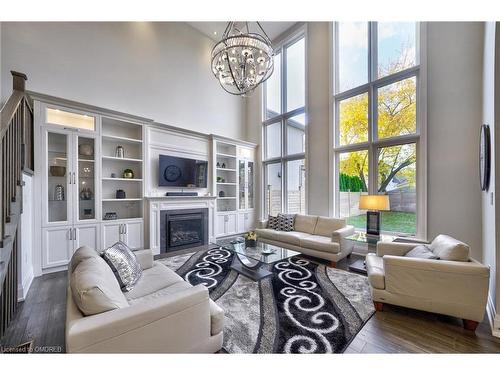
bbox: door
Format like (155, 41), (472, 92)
(74, 134), (98, 224)
(43, 129), (73, 227)
(247, 161), (254, 210)
(226, 213), (238, 235)
(42, 226), (73, 269)
(123, 221), (143, 250)
(238, 159), (246, 210)
(102, 222), (122, 249)
(74, 224), (100, 252)
(216, 214), (227, 237)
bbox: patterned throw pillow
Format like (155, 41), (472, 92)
(277, 214), (295, 232)
(404, 244), (439, 260)
(267, 215), (279, 229)
(101, 242), (143, 291)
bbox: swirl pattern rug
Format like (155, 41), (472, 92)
(159, 248), (374, 354)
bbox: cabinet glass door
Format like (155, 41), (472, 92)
(239, 160), (246, 210)
(247, 161), (254, 209)
(47, 132), (70, 223)
(76, 136), (96, 221)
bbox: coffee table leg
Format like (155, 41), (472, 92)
(230, 256), (273, 282)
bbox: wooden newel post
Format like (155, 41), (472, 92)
(11, 71), (28, 92)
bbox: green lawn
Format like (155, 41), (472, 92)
(347, 211), (416, 235)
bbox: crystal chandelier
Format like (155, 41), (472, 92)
(211, 22), (274, 96)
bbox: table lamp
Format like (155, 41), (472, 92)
(359, 195), (390, 237)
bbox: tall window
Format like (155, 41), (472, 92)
(263, 31), (306, 217)
(333, 22), (422, 236)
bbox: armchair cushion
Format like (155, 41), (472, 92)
(267, 215), (279, 229)
(71, 256), (129, 316)
(102, 242), (143, 292)
(300, 235), (340, 254)
(313, 216), (346, 237)
(70, 246), (100, 273)
(430, 234), (470, 262)
(404, 245), (438, 259)
(277, 231), (310, 245)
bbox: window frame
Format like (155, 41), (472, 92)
(262, 25), (307, 218)
(330, 22), (427, 239)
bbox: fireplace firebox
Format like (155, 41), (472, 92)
(160, 208), (208, 253)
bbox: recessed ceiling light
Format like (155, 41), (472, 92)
(213, 31), (217, 35)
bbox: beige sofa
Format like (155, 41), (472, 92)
(66, 246), (224, 353)
(366, 235), (490, 330)
(255, 214), (355, 266)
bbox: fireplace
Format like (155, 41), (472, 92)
(160, 208), (208, 253)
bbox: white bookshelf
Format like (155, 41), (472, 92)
(101, 116), (144, 221)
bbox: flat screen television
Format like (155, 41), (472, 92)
(158, 154), (208, 188)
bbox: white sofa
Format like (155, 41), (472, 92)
(366, 235), (490, 331)
(66, 246), (224, 353)
(255, 214), (355, 266)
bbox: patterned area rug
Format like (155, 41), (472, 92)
(159, 247), (374, 353)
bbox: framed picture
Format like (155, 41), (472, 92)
(479, 124), (491, 191)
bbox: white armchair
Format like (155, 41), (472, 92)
(366, 235), (490, 331)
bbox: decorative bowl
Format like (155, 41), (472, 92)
(78, 143), (94, 156)
(50, 166), (66, 177)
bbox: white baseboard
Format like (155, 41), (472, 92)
(487, 293), (500, 338)
(17, 268), (34, 302)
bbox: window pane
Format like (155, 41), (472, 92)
(377, 22), (417, 78)
(286, 38), (305, 111)
(339, 150), (368, 229)
(378, 143), (416, 234)
(338, 92), (368, 146)
(265, 122), (281, 159)
(265, 52), (281, 119)
(266, 163), (282, 216)
(337, 22), (368, 93)
(377, 77), (416, 139)
(287, 159), (306, 214)
(286, 113), (306, 155)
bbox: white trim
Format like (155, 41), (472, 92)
(487, 294), (500, 338)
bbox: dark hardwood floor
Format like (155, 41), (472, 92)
(1, 251), (500, 353)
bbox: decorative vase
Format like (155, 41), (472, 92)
(123, 169), (134, 178)
(245, 239), (256, 248)
(79, 187), (93, 200)
(218, 190), (225, 197)
(50, 166), (66, 177)
(116, 189), (126, 199)
(54, 184), (65, 201)
(115, 145), (124, 158)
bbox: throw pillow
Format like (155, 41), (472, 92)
(404, 244), (439, 260)
(277, 213), (295, 232)
(101, 241), (143, 292)
(267, 215), (279, 229)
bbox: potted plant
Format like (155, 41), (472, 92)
(244, 231), (257, 248)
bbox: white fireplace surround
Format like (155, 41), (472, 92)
(148, 196), (217, 255)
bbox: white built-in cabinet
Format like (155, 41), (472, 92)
(35, 100), (146, 273)
(212, 136), (257, 237)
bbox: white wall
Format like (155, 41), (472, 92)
(1, 22), (245, 139)
(427, 22), (484, 260)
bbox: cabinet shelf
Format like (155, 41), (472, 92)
(216, 168), (236, 172)
(216, 153), (237, 159)
(102, 134), (143, 144)
(102, 156), (143, 162)
(217, 182), (236, 185)
(102, 177), (143, 182)
(78, 158), (95, 163)
(102, 198), (143, 202)
(217, 197), (236, 200)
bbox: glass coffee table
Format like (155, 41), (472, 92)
(214, 239), (300, 281)
(345, 232), (396, 274)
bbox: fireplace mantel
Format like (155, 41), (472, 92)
(148, 195), (216, 254)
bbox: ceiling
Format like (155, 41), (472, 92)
(187, 22), (298, 42)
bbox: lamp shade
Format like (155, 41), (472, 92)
(359, 195), (390, 211)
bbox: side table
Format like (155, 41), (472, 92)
(345, 232), (396, 275)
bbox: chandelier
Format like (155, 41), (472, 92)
(211, 22), (274, 96)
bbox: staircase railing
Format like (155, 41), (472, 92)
(0, 71), (33, 338)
